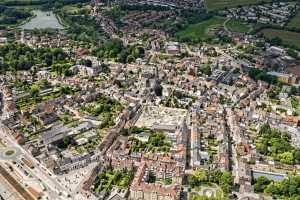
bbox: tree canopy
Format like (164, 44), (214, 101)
(256, 123), (300, 165)
(254, 175), (300, 200)
(0, 5), (32, 26)
(248, 68), (279, 85)
(0, 43), (69, 73)
(92, 39), (145, 64)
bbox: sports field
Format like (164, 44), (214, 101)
(204, 0), (273, 11)
(259, 28), (300, 49)
(176, 16), (225, 42)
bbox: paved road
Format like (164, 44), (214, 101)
(223, 18), (231, 34)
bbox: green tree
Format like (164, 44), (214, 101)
(278, 152), (294, 165)
(290, 86), (300, 96)
(264, 183), (281, 196)
(30, 84), (40, 98)
(188, 174), (199, 188)
(40, 79), (50, 88)
(294, 150), (300, 163)
(287, 49), (298, 58)
(193, 169), (207, 183)
(270, 37), (282, 46)
(254, 176), (271, 193)
(219, 171), (233, 193)
(256, 142), (268, 155)
(44, 53), (53, 66)
(63, 137), (70, 146)
(199, 65), (212, 76)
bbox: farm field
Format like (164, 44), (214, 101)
(204, 0), (273, 11)
(226, 19), (252, 33)
(0, 0), (46, 6)
(287, 11), (300, 29)
(259, 28), (300, 49)
(175, 16), (225, 42)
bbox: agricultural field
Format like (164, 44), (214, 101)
(175, 16), (225, 42)
(204, 0), (273, 11)
(287, 10), (300, 29)
(226, 19), (252, 33)
(259, 28), (300, 49)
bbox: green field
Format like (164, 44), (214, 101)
(226, 19), (252, 33)
(260, 28), (300, 49)
(0, 0), (46, 6)
(204, 0), (273, 11)
(62, 5), (82, 14)
(287, 11), (300, 29)
(176, 16), (225, 42)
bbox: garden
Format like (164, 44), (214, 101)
(93, 169), (133, 193)
(188, 169), (233, 199)
(128, 129), (172, 153)
(80, 96), (123, 129)
(255, 123), (300, 165)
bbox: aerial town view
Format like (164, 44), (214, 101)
(0, 0), (300, 200)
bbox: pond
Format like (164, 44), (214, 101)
(20, 10), (63, 30)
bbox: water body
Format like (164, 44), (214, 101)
(20, 10), (63, 30)
(252, 170), (286, 181)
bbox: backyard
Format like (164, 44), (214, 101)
(93, 169), (133, 193)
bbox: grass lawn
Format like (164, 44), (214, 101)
(259, 28), (300, 49)
(204, 0), (273, 11)
(176, 16), (225, 42)
(62, 5), (81, 14)
(226, 19), (252, 33)
(62, 4), (90, 15)
(5, 150), (15, 156)
(287, 11), (300, 29)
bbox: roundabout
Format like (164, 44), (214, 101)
(0, 147), (20, 160)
